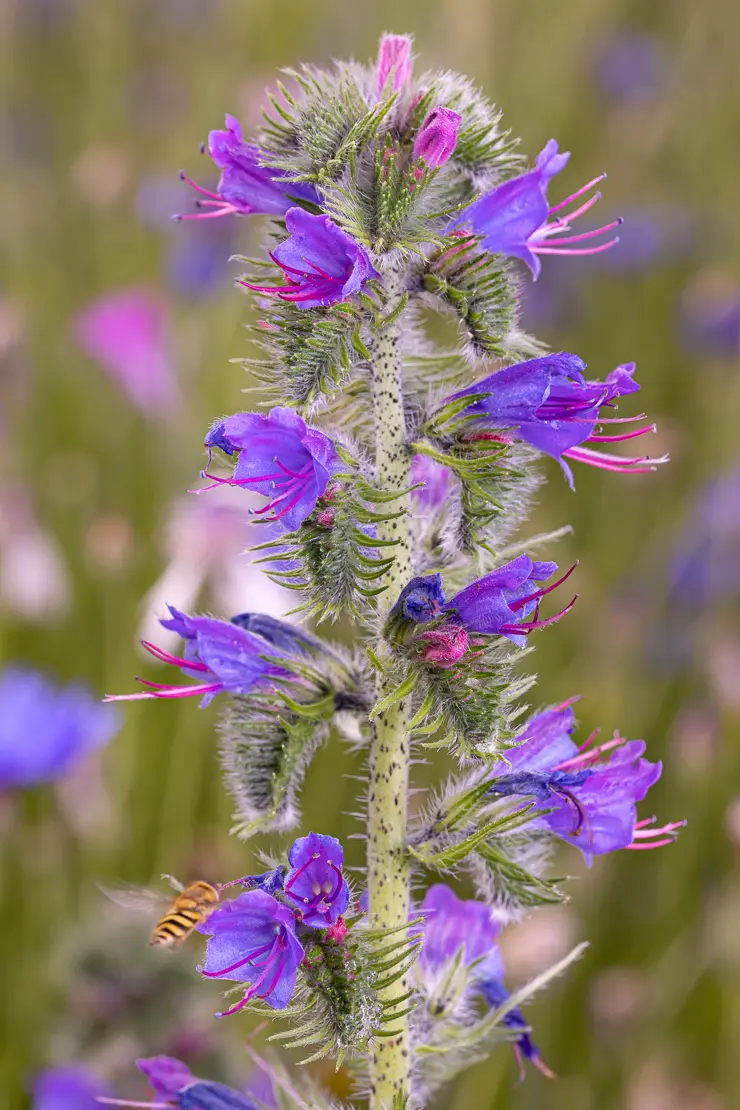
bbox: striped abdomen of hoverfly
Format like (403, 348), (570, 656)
(150, 880), (220, 947)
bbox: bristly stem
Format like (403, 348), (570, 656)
(367, 270), (413, 1110)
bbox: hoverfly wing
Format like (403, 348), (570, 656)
(96, 882), (167, 914)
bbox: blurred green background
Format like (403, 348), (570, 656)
(3, 0), (740, 1107)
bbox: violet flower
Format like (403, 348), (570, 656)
(0, 668), (119, 790)
(418, 885), (552, 1078)
(377, 33), (413, 96)
(445, 354), (668, 488)
(413, 107), (462, 168)
(201, 407), (342, 533)
(105, 606), (289, 706)
(176, 113), (319, 222)
(73, 287), (179, 418)
(489, 700), (685, 863)
(198, 889), (304, 1015)
(283, 831), (350, 927)
(443, 555), (578, 647)
(390, 573), (447, 624)
(455, 139), (621, 278)
(32, 1065), (112, 1110)
(106, 1056), (259, 1109)
(242, 208), (380, 309)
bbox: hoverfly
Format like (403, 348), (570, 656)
(99, 875), (220, 948)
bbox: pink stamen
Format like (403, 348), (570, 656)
(546, 190), (602, 230)
(285, 855), (318, 892)
(553, 694), (583, 712)
(531, 238), (620, 257)
(587, 424), (656, 444)
(563, 444), (669, 474)
(97, 1101), (172, 1108)
(538, 219), (622, 247)
(140, 641), (209, 672)
(555, 736), (624, 771)
(626, 839), (676, 850)
(631, 820), (686, 840)
(508, 561), (578, 613)
(105, 680), (223, 702)
(257, 950), (288, 999)
(179, 171), (221, 199)
(549, 173), (607, 214)
(500, 594), (578, 636)
(175, 205), (239, 221)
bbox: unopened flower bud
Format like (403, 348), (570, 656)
(377, 33), (413, 96)
(418, 623), (468, 667)
(413, 107), (462, 168)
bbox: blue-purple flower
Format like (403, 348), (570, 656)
(443, 555), (577, 647)
(418, 885), (552, 1078)
(413, 107), (462, 168)
(32, 1065), (112, 1110)
(377, 33), (413, 96)
(201, 407), (342, 533)
(176, 114), (319, 222)
(0, 668), (120, 790)
(455, 139), (620, 278)
(283, 831), (350, 927)
(111, 1056), (259, 1109)
(445, 354), (667, 488)
(489, 700), (684, 863)
(106, 606), (289, 707)
(242, 208), (380, 309)
(199, 888), (305, 1015)
(391, 573), (447, 624)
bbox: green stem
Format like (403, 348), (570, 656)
(367, 272), (413, 1110)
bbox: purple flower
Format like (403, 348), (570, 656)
(32, 1065), (112, 1110)
(129, 1057), (259, 1109)
(455, 139), (620, 278)
(377, 34), (413, 96)
(176, 114), (319, 222)
(418, 886), (552, 1078)
(283, 831), (350, 927)
(201, 407), (342, 533)
(413, 107), (462, 168)
(443, 555), (577, 646)
(73, 288), (179, 418)
(0, 668), (119, 790)
(680, 278), (740, 359)
(490, 700), (684, 863)
(390, 574), (446, 624)
(411, 454), (452, 509)
(106, 606), (288, 707)
(199, 889), (304, 1015)
(445, 354), (667, 489)
(242, 208), (380, 309)
(591, 31), (670, 104)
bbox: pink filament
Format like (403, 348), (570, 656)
(563, 444), (669, 474)
(587, 424), (656, 444)
(508, 561), (578, 613)
(549, 173), (607, 214)
(140, 641), (209, 672)
(201, 941), (275, 978)
(531, 239), (620, 257)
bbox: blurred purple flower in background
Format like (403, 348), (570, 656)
(177, 114), (319, 222)
(283, 832), (350, 927)
(0, 668), (119, 790)
(418, 885), (553, 1078)
(591, 30), (670, 104)
(411, 454), (452, 509)
(73, 287), (179, 417)
(116, 1056), (260, 1109)
(669, 463), (740, 610)
(199, 889), (304, 1015)
(32, 1066), (111, 1110)
(489, 700), (684, 863)
(203, 407), (342, 533)
(456, 139), (621, 278)
(243, 208), (380, 308)
(680, 274), (740, 359)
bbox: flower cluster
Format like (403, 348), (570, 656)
(199, 832), (349, 1016)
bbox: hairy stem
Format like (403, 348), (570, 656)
(367, 272), (413, 1109)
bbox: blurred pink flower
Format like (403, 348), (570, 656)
(73, 287), (179, 417)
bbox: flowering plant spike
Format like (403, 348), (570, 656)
(107, 31), (683, 1110)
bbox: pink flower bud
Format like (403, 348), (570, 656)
(377, 34), (413, 97)
(418, 623), (469, 667)
(413, 107), (462, 168)
(316, 508), (336, 528)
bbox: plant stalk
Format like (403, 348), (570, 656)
(367, 272), (413, 1109)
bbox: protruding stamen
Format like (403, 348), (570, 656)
(549, 173), (607, 214)
(508, 562), (578, 613)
